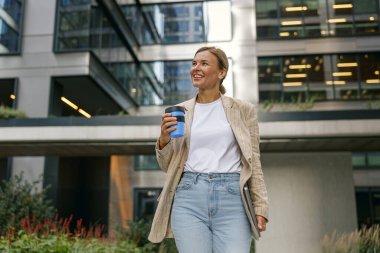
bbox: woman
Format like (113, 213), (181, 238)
(148, 47), (269, 253)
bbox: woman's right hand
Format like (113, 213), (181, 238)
(159, 113), (177, 149)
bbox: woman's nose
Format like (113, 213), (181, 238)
(192, 63), (199, 70)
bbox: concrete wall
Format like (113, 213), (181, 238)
(12, 156), (45, 191)
(256, 152), (357, 253)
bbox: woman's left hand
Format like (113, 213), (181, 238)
(256, 215), (267, 232)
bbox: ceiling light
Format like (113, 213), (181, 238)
(283, 82), (303, 87)
(337, 62), (358, 67)
(328, 18), (347, 23)
(10, 94), (16, 100)
(286, 73), (307, 78)
(326, 80), (346, 85)
(281, 20), (303, 26)
(78, 109), (91, 118)
(332, 72), (352, 77)
(61, 97), (78, 110)
(285, 6), (308, 12)
(279, 32), (290, 37)
(333, 4), (353, 9)
(289, 64), (311, 69)
(375, 70), (379, 75)
(366, 79), (380, 84)
(369, 16), (375, 21)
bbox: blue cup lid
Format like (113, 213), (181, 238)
(165, 106), (185, 113)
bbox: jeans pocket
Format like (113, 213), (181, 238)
(176, 178), (193, 191)
(226, 182), (240, 196)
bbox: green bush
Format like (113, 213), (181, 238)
(322, 225), (380, 253)
(0, 232), (154, 253)
(0, 105), (26, 119)
(0, 173), (55, 232)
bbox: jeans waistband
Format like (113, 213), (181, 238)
(182, 171), (240, 183)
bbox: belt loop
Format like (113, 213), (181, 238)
(193, 173), (200, 184)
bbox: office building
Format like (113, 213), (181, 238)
(1, 0), (380, 252)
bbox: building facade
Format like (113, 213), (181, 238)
(1, 0), (380, 252)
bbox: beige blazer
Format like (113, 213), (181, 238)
(148, 95), (269, 243)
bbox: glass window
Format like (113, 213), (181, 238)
(304, 0), (329, 37)
(141, 2), (206, 44)
(258, 52), (380, 103)
(258, 58), (282, 101)
(356, 188), (373, 228)
(0, 158), (10, 181)
(331, 54), (359, 100)
(353, 152), (380, 169)
(359, 53), (380, 100)
(282, 56), (308, 102)
(256, 0), (279, 39)
(279, 0), (304, 38)
(307, 55), (332, 101)
(352, 152), (366, 167)
(327, 0), (354, 36)
(0, 78), (16, 108)
(123, 1), (231, 45)
(55, 2), (91, 50)
(133, 188), (161, 220)
(353, 0), (379, 35)
(134, 155), (159, 170)
(356, 187), (380, 228)
(0, 0), (23, 54)
(368, 152), (380, 167)
(256, 0), (380, 39)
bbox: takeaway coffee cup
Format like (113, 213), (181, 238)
(165, 106), (185, 138)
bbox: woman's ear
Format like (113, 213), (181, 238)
(218, 69), (227, 80)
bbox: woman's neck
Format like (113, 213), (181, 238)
(196, 90), (221, 104)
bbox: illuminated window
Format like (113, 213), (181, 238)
(258, 52), (380, 103)
(256, 0), (380, 39)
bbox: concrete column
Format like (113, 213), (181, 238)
(256, 152), (357, 253)
(17, 76), (51, 117)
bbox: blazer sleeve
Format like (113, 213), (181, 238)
(246, 104), (269, 221)
(155, 138), (174, 173)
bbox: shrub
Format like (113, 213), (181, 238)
(0, 173), (55, 233)
(322, 225), (380, 253)
(0, 105), (26, 119)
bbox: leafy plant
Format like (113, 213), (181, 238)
(0, 105), (26, 119)
(0, 173), (55, 233)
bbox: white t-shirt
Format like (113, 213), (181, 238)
(184, 98), (242, 173)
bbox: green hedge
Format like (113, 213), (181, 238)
(0, 105), (26, 119)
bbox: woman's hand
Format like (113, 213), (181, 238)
(159, 113), (177, 149)
(256, 215), (267, 232)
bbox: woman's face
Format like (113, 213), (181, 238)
(190, 51), (225, 91)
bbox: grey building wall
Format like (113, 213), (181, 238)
(256, 152), (357, 253)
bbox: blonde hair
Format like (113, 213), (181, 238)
(195, 47), (229, 94)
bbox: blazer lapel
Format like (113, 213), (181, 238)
(221, 95), (252, 163)
(182, 97), (196, 153)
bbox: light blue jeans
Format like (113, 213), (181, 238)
(171, 172), (252, 253)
